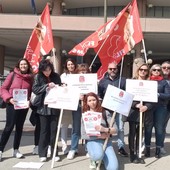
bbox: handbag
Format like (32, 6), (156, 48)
(0, 72), (15, 109)
(30, 92), (44, 107)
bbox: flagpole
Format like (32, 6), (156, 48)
(104, 0), (108, 23)
(52, 48), (57, 73)
(89, 34), (109, 70)
(142, 39), (148, 63)
(118, 57), (124, 88)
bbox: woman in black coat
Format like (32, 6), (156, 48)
(127, 63), (154, 164)
(32, 59), (61, 162)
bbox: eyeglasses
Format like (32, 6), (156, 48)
(152, 69), (161, 72)
(139, 69), (148, 72)
(108, 68), (117, 71)
(162, 67), (170, 70)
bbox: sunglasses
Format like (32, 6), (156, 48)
(162, 67), (170, 70)
(152, 69), (161, 72)
(139, 68), (148, 72)
(108, 68), (117, 71)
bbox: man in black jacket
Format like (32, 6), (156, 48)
(98, 62), (128, 157)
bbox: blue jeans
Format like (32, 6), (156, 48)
(70, 105), (82, 151)
(115, 113), (125, 149)
(154, 106), (167, 147)
(86, 139), (119, 170)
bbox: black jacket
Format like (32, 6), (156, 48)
(32, 72), (61, 115)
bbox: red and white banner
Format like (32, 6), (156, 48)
(24, 4), (54, 73)
(68, 0), (143, 80)
(96, 0), (143, 79)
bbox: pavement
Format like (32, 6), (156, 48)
(0, 108), (170, 170)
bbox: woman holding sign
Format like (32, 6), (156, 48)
(60, 58), (77, 155)
(0, 58), (33, 161)
(81, 92), (118, 170)
(146, 64), (170, 158)
(127, 63), (154, 163)
(67, 63), (91, 159)
(32, 59), (61, 162)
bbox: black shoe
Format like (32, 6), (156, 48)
(138, 158), (145, 164)
(144, 147), (150, 157)
(155, 148), (161, 158)
(118, 147), (128, 157)
(130, 154), (140, 164)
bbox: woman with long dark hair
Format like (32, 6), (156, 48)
(0, 58), (33, 161)
(32, 59), (61, 162)
(60, 58), (77, 155)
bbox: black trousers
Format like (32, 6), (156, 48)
(38, 114), (59, 157)
(128, 121), (139, 154)
(0, 104), (28, 152)
(34, 113), (40, 146)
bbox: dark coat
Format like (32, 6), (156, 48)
(32, 72), (61, 115)
(157, 79), (170, 106)
(127, 101), (154, 123)
(0, 68), (33, 102)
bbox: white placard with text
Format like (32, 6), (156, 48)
(102, 85), (134, 116)
(126, 79), (158, 102)
(44, 86), (80, 111)
(67, 73), (97, 94)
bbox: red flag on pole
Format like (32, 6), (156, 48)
(95, 0), (143, 79)
(68, 0), (143, 80)
(24, 4), (54, 73)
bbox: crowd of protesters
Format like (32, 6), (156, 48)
(0, 57), (170, 170)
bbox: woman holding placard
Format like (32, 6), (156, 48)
(32, 59), (61, 162)
(0, 58), (33, 161)
(81, 92), (118, 170)
(127, 63), (154, 163)
(67, 63), (91, 159)
(60, 58), (77, 155)
(146, 64), (170, 158)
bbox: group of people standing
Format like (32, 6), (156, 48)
(0, 57), (170, 170)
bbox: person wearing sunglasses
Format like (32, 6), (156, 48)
(160, 61), (170, 155)
(127, 63), (154, 163)
(145, 64), (170, 158)
(98, 62), (128, 157)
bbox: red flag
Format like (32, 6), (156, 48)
(68, 20), (115, 56)
(96, 0), (143, 80)
(24, 4), (54, 73)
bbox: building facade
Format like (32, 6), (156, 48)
(0, 0), (170, 77)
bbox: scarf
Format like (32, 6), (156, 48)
(150, 75), (163, 81)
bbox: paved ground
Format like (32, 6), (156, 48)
(0, 108), (170, 170)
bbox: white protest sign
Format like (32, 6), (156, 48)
(45, 86), (80, 111)
(13, 89), (29, 110)
(126, 79), (158, 102)
(101, 85), (134, 116)
(67, 73), (97, 94)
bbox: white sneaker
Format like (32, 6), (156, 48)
(67, 150), (76, 160)
(89, 160), (96, 169)
(32, 146), (38, 155)
(62, 145), (69, 155)
(13, 149), (23, 159)
(160, 147), (166, 155)
(0, 151), (2, 162)
(54, 156), (60, 162)
(86, 153), (90, 158)
(47, 145), (51, 156)
(40, 157), (47, 162)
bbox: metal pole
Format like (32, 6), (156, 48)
(104, 0), (108, 23)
